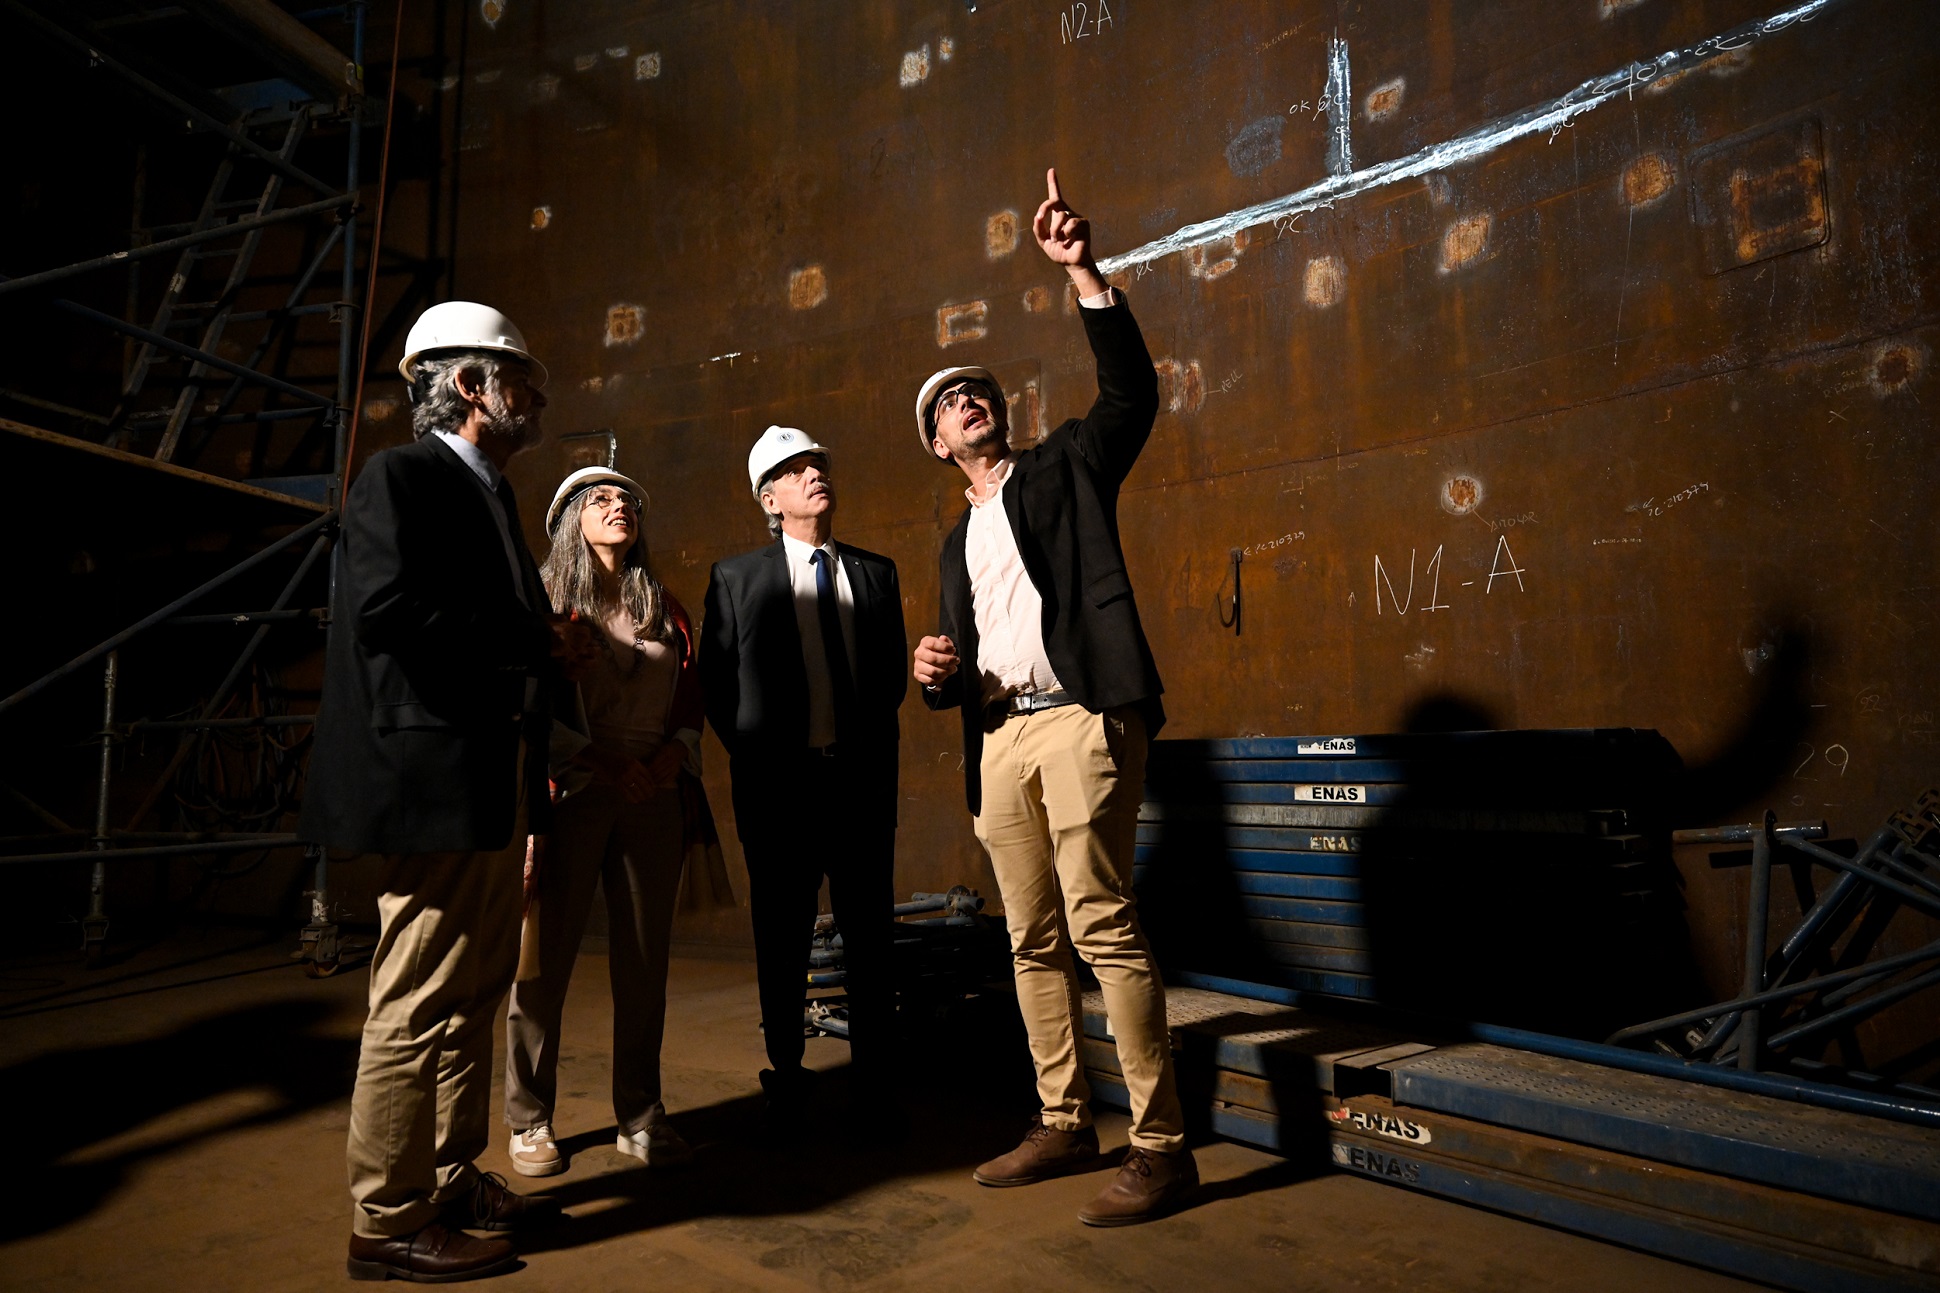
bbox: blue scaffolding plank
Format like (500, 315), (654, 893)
(1133, 845), (1362, 876)
(1388, 1044), (1940, 1221)
(1145, 758), (1414, 783)
(1133, 865), (1361, 901)
(1136, 824), (1366, 854)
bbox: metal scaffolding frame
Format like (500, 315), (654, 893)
(0, 0), (389, 970)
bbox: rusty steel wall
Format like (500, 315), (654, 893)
(371, 0), (1938, 1037)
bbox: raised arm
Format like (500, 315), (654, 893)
(1034, 167), (1159, 486)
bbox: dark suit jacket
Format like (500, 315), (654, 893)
(299, 435), (557, 854)
(700, 539), (908, 830)
(923, 299), (1165, 814)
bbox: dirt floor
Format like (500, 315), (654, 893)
(0, 930), (1763, 1292)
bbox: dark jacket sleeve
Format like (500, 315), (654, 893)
(699, 563), (738, 756)
(1064, 299), (1162, 491)
(343, 454), (551, 670)
(883, 560), (910, 713)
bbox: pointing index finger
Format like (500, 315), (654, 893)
(1046, 167), (1062, 205)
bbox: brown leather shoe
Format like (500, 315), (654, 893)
(972, 1119), (1101, 1187)
(346, 1222), (515, 1282)
(439, 1170), (562, 1233)
(1077, 1146), (1199, 1226)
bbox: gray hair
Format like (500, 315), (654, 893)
(754, 472), (783, 539)
(409, 350), (506, 440)
(540, 494), (674, 645)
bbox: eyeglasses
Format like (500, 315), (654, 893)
(935, 381), (996, 416)
(581, 487), (641, 513)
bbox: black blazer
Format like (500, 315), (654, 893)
(700, 539), (908, 828)
(299, 435), (557, 854)
(923, 299), (1165, 814)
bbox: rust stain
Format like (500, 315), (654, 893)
(1728, 155), (1827, 264)
(635, 52), (662, 80)
(986, 210), (1019, 259)
(604, 304), (645, 347)
(1597, 0), (1646, 14)
(1868, 342), (1925, 397)
(1364, 78), (1405, 122)
(788, 265), (828, 310)
(1155, 357), (1205, 415)
(573, 53), (598, 73)
(1188, 231), (1248, 280)
(939, 37), (955, 62)
(530, 205), (552, 230)
(1304, 255), (1346, 308)
(1021, 285), (1053, 314)
(1004, 380), (1042, 446)
(1438, 213), (1493, 273)
(362, 397), (399, 423)
(1441, 475), (1483, 515)
(900, 44), (931, 88)
(936, 300), (988, 347)
(479, 0), (504, 28)
(581, 376), (605, 392)
(1622, 154), (1675, 207)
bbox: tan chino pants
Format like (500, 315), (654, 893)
(974, 702), (1185, 1153)
(346, 801), (525, 1238)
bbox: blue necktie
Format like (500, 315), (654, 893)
(811, 550), (857, 745)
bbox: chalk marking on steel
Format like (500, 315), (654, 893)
(1098, 0), (1837, 276)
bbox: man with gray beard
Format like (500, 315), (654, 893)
(302, 302), (596, 1283)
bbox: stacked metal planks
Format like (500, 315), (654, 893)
(1135, 730), (1688, 1034)
(1082, 988), (1940, 1293)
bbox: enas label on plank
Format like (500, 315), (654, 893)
(1297, 737), (1357, 754)
(1329, 1105), (1432, 1145)
(1295, 784), (1366, 803)
(1330, 1141), (1423, 1185)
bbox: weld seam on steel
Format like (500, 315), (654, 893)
(1098, 0), (1839, 275)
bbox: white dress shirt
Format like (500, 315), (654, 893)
(964, 457), (1062, 707)
(954, 285), (1120, 707)
(781, 532), (858, 748)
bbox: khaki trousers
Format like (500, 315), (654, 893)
(974, 703), (1184, 1153)
(347, 806), (524, 1238)
(504, 781), (685, 1135)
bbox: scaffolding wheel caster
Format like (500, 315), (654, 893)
(304, 958), (342, 979)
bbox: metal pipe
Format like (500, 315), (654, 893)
(1, 835), (300, 866)
(199, 220), (347, 431)
(1605, 937), (1940, 1044)
(84, 652), (120, 954)
(0, 196), (352, 298)
(1788, 836), (1940, 921)
(334, 0), (367, 497)
(0, 509), (334, 717)
(163, 609), (322, 626)
(1764, 965), (1940, 1051)
(130, 714), (314, 732)
(0, 0), (343, 198)
(46, 296), (334, 408)
(1739, 812), (1775, 1070)
(1671, 821), (1826, 846)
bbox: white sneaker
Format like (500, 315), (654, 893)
(616, 1122), (694, 1168)
(508, 1123), (564, 1177)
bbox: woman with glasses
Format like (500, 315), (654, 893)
(502, 466), (730, 1177)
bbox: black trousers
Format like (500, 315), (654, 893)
(737, 749), (898, 1083)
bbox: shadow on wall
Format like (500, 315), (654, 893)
(1135, 621), (1815, 1042)
(0, 997), (357, 1242)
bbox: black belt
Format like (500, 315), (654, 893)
(988, 689), (1079, 719)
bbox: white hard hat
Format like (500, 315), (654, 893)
(747, 425), (830, 495)
(545, 467), (648, 533)
(399, 300), (549, 388)
(914, 365), (1001, 456)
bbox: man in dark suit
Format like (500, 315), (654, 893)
(701, 425), (908, 1120)
(911, 170), (1193, 1226)
(301, 302), (588, 1283)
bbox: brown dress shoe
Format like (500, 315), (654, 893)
(346, 1222), (515, 1282)
(1077, 1146), (1199, 1226)
(439, 1170), (562, 1233)
(973, 1119), (1102, 1187)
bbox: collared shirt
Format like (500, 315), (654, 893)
(431, 430), (529, 609)
(964, 456), (1061, 706)
(781, 531), (858, 748)
(953, 285), (1119, 706)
